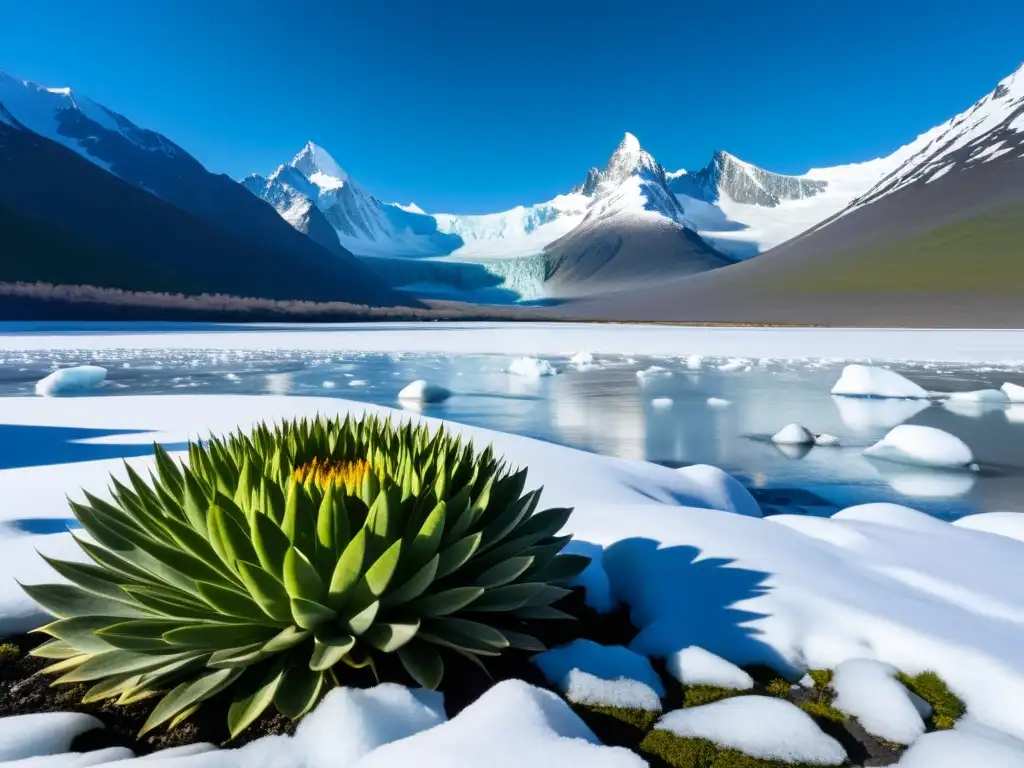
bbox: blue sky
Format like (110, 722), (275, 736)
(1, 0), (1021, 213)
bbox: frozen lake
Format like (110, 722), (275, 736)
(3, 337), (1024, 520)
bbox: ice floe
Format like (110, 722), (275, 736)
(706, 397), (731, 408)
(772, 423), (816, 445)
(864, 425), (974, 468)
(398, 380), (452, 404)
(34, 365), (106, 397)
(831, 364), (929, 399)
(509, 357), (558, 378)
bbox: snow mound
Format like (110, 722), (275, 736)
(34, 365), (106, 397)
(563, 669), (662, 711)
(636, 365), (671, 381)
(1001, 382), (1024, 402)
(864, 425), (974, 468)
(533, 639), (665, 699)
(896, 728), (1024, 767)
(651, 397), (673, 409)
(947, 389), (1009, 403)
(655, 696), (846, 765)
(831, 502), (949, 532)
(686, 354), (704, 370)
(0, 712), (103, 761)
(772, 423), (816, 445)
(674, 464), (763, 518)
(398, 380), (452, 404)
(815, 433), (841, 446)
(831, 658), (926, 744)
(707, 397), (731, 408)
(831, 365), (928, 399)
(509, 357), (557, 378)
(355, 680), (644, 768)
(570, 350), (595, 366)
(953, 512), (1024, 544)
(664, 646), (754, 690)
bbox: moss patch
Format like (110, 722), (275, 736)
(640, 729), (844, 768)
(897, 672), (965, 729)
(796, 699), (847, 724)
(0, 643), (20, 665)
(569, 703), (660, 750)
(684, 684), (745, 708)
(807, 669), (833, 690)
(765, 678), (791, 698)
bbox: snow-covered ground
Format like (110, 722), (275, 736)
(2, 323), (1024, 364)
(2, 393), (1024, 765)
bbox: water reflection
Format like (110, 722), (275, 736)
(832, 396), (930, 432)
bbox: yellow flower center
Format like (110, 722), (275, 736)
(294, 458), (372, 490)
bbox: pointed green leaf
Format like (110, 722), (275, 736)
(196, 581), (274, 622)
(283, 547), (324, 602)
(252, 513), (291, 581)
(274, 665), (324, 718)
(471, 556), (534, 588)
(461, 582), (544, 611)
(436, 532), (482, 579)
(19, 582), (143, 620)
(289, 597), (336, 630)
(397, 641), (444, 689)
(345, 600), (379, 635)
(163, 623), (276, 649)
(227, 662), (285, 740)
(328, 527), (366, 608)
(408, 586), (483, 617)
(235, 561), (293, 623)
(363, 620), (420, 653)
(309, 634), (355, 671)
(37, 616), (120, 654)
(381, 554), (438, 608)
(140, 667), (241, 736)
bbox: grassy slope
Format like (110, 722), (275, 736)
(773, 203), (1024, 294)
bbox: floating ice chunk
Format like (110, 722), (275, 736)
(563, 669), (662, 711)
(831, 658), (926, 744)
(815, 433), (841, 446)
(897, 728), (1024, 767)
(651, 397), (673, 409)
(223, 373), (241, 382)
(570, 350), (595, 366)
(664, 646), (754, 690)
(947, 389), (1009, 403)
(322, 380), (336, 388)
(398, 380), (452, 404)
(674, 464), (763, 518)
(864, 425), (973, 468)
(718, 359), (746, 372)
(533, 639), (665, 698)
(348, 380), (369, 387)
(34, 365), (106, 397)
(510, 357), (557, 378)
(0, 712), (103, 761)
(772, 423), (816, 445)
(356, 680), (644, 768)
(831, 364), (928, 399)
(707, 397), (731, 408)
(655, 696), (846, 765)
(686, 355), (703, 370)
(636, 365), (671, 381)
(953, 512), (1024, 544)
(1001, 382), (1024, 402)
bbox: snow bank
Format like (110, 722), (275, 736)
(562, 669), (662, 711)
(664, 646), (753, 690)
(864, 425), (974, 468)
(673, 465), (763, 518)
(831, 659), (926, 744)
(651, 397), (673, 409)
(655, 697), (846, 765)
(1001, 382), (1024, 402)
(831, 365), (928, 399)
(896, 729), (1024, 767)
(398, 380), (452, 404)
(772, 423), (815, 445)
(953, 512), (1024, 544)
(509, 357), (557, 378)
(706, 397), (731, 408)
(533, 639), (665, 699)
(814, 433), (841, 446)
(0, 712), (103, 761)
(34, 365), (106, 397)
(355, 680), (644, 768)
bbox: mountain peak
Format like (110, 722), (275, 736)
(290, 141), (348, 184)
(618, 132), (642, 153)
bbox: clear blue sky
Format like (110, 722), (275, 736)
(1, 0), (1021, 213)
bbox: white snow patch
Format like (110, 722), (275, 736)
(772, 423), (816, 445)
(953, 513), (1024, 544)
(864, 425), (974, 468)
(636, 365), (671, 381)
(897, 728), (1024, 767)
(533, 639), (665, 699)
(655, 696), (846, 765)
(831, 658), (926, 744)
(34, 366), (106, 397)
(831, 365), (928, 399)
(0, 712), (103, 761)
(562, 669), (662, 711)
(664, 646), (754, 690)
(398, 380), (452, 404)
(673, 464), (763, 518)
(686, 354), (704, 370)
(1001, 382), (1024, 402)
(946, 389), (1009, 403)
(509, 357), (557, 378)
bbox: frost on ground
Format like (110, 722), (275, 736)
(533, 639), (665, 707)
(864, 424), (974, 468)
(831, 364), (929, 399)
(655, 696), (846, 765)
(34, 365), (106, 397)
(4, 395), (1024, 759)
(664, 646), (753, 690)
(651, 397), (673, 409)
(509, 357), (557, 378)
(772, 423), (815, 445)
(397, 380), (452, 404)
(831, 659), (926, 744)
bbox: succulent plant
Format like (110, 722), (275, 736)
(23, 414), (588, 737)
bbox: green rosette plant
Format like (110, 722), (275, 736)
(22, 414), (589, 737)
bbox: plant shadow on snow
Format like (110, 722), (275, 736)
(0, 424), (188, 470)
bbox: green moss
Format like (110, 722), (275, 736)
(796, 699), (847, 724)
(640, 729), (845, 768)
(897, 671), (965, 729)
(583, 704), (660, 731)
(807, 669), (833, 690)
(0, 642), (20, 663)
(764, 678), (791, 698)
(684, 684), (744, 708)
